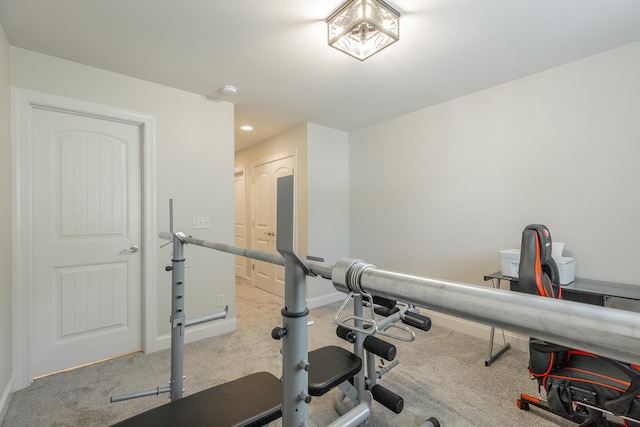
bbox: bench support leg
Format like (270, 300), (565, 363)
(326, 402), (370, 427)
(277, 176), (310, 427)
(170, 233), (186, 401)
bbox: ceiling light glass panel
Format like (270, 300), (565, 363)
(327, 0), (400, 61)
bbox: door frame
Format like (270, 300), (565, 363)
(11, 88), (158, 390)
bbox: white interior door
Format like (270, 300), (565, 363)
(251, 156), (294, 297)
(31, 107), (143, 377)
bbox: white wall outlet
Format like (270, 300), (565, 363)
(217, 294), (224, 306)
(192, 216), (210, 229)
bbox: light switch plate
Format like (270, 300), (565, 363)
(192, 216), (210, 229)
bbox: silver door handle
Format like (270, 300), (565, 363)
(120, 245), (140, 254)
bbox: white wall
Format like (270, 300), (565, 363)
(10, 48), (236, 355)
(307, 124), (349, 307)
(0, 23), (13, 421)
(349, 41), (640, 347)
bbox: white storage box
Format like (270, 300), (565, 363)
(498, 249), (575, 285)
(498, 249), (520, 278)
(556, 256), (575, 285)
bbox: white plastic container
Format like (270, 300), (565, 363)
(498, 249), (521, 278)
(556, 256), (576, 285)
(498, 248), (575, 285)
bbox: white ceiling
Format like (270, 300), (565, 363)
(2, 0), (640, 151)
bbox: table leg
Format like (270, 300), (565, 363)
(485, 278), (511, 366)
(485, 325), (511, 366)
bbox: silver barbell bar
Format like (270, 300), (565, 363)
(333, 258), (640, 366)
(158, 233), (640, 366)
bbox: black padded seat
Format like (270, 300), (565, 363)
(111, 372), (282, 427)
(308, 346), (362, 397)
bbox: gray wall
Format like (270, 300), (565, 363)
(0, 23), (13, 418)
(349, 41), (640, 289)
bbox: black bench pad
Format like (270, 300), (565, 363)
(308, 346), (362, 397)
(111, 371), (282, 427)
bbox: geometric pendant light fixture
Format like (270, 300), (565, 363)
(326, 0), (400, 61)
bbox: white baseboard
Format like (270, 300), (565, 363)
(0, 373), (14, 424)
(426, 310), (530, 353)
(307, 291), (345, 310)
(154, 317), (237, 352)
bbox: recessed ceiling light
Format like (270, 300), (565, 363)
(240, 125), (253, 131)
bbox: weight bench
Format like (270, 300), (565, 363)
(308, 345), (362, 397)
(111, 347), (361, 427)
(110, 372), (282, 427)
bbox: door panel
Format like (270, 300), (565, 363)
(252, 164), (272, 292)
(251, 156), (294, 297)
(32, 107), (142, 377)
(58, 262), (127, 337)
